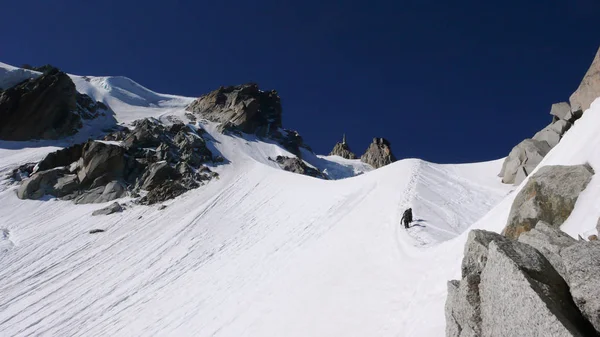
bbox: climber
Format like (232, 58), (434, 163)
(401, 208), (413, 229)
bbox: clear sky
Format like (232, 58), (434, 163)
(2, 0), (599, 163)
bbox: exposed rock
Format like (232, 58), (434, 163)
(73, 181), (127, 204)
(139, 162), (179, 190)
(588, 235), (598, 241)
(498, 139), (551, 185)
(561, 241), (600, 333)
(445, 274), (482, 337)
(16, 118), (218, 205)
(103, 127), (130, 141)
(91, 202), (123, 216)
(445, 281), (462, 337)
(479, 240), (592, 336)
(503, 164), (594, 239)
(77, 141), (126, 186)
(550, 102), (574, 122)
(10, 163), (36, 181)
(277, 129), (310, 157)
(360, 138), (396, 169)
(124, 118), (169, 148)
(274, 156), (324, 179)
(532, 119), (572, 148)
(329, 134), (356, 159)
(518, 221), (577, 279)
(139, 181), (187, 205)
(186, 83), (282, 135)
(0, 67), (106, 141)
(36, 143), (84, 172)
(0, 68), (80, 140)
(461, 230), (509, 277)
(216, 121), (241, 135)
(17, 168), (65, 199)
(89, 229), (105, 234)
(570, 46), (600, 114)
(76, 93), (108, 119)
(53, 174), (80, 197)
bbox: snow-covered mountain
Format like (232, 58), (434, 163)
(1, 60), (599, 336)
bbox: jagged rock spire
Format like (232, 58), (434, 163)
(360, 138), (396, 168)
(329, 133), (356, 159)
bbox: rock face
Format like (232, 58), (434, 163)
(16, 118), (219, 205)
(77, 141), (127, 186)
(360, 138), (396, 168)
(503, 164), (594, 239)
(36, 144), (84, 172)
(498, 139), (551, 185)
(561, 241), (600, 333)
(570, 46), (600, 114)
(446, 229), (595, 337)
(329, 134), (356, 159)
(274, 156), (324, 179)
(532, 119), (572, 148)
(186, 83), (282, 135)
(0, 67), (107, 141)
(550, 102), (577, 123)
(461, 230), (510, 277)
(518, 221), (577, 279)
(479, 240), (590, 337)
(17, 168), (68, 200)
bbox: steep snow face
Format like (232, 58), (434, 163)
(2, 61), (598, 337)
(70, 74), (195, 124)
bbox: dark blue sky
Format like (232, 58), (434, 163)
(2, 0), (599, 163)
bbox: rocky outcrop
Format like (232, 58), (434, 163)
(0, 67), (108, 141)
(550, 102), (578, 123)
(273, 156), (325, 179)
(360, 138), (396, 168)
(446, 229), (595, 337)
(36, 144), (84, 172)
(561, 241), (600, 332)
(570, 46), (600, 114)
(17, 168), (68, 199)
(498, 138), (551, 185)
(186, 83), (282, 135)
(503, 164), (594, 239)
(479, 240), (590, 336)
(461, 230), (510, 277)
(446, 275), (481, 337)
(76, 141), (127, 186)
(16, 118), (219, 204)
(498, 46), (600, 185)
(275, 129), (311, 158)
(329, 134), (356, 159)
(518, 221), (577, 279)
(91, 202), (123, 216)
(532, 119), (572, 148)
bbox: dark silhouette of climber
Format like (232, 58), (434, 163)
(401, 208), (413, 229)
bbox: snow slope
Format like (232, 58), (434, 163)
(1, 62), (599, 336)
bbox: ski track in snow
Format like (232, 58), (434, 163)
(1, 62), (599, 336)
